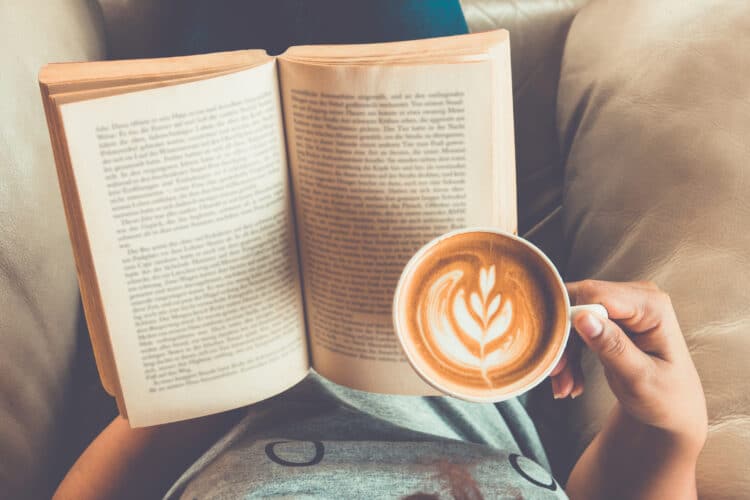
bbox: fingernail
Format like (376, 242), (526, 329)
(551, 378), (562, 399)
(576, 313), (603, 340)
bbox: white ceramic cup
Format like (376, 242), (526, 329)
(393, 227), (607, 403)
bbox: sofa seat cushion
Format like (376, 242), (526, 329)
(555, 1), (750, 497)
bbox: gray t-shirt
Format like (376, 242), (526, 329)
(165, 373), (567, 499)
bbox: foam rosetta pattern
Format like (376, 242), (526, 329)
(398, 231), (567, 396)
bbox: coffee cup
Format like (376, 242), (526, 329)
(393, 228), (607, 403)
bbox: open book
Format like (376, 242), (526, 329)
(39, 30), (516, 427)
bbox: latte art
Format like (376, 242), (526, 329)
(418, 265), (533, 387)
(395, 230), (568, 399)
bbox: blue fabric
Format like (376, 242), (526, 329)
(178, 0), (469, 55)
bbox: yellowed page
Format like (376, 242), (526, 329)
(40, 50), (268, 93)
(59, 61), (309, 427)
(283, 30), (505, 63)
(278, 40), (515, 394)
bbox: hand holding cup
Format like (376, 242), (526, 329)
(551, 280), (707, 449)
(393, 228), (605, 402)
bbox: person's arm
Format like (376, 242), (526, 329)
(567, 404), (701, 499)
(550, 280), (707, 500)
(54, 410), (242, 500)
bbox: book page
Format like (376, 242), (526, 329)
(59, 61), (309, 426)
(278, 53), (515, 394)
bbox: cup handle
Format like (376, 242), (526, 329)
(570, 304), (608, 320)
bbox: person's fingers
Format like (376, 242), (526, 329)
(549, 351), (572, 398)
(569, 357), (585, 399)
(549, 375), (559, 398)
(550, 331), (584, 399)
(630, 280), (661, 291)
(566, 280), (679, 358)
(549, 350), (569, 377)
(568, 329), (584, 398)
(551, 369), (574, 399)
(572, 310), (650, 386)
(567, 280), (674, 331)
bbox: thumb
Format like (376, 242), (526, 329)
(572, 311), (647, 383)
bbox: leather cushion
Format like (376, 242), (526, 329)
(0, 1), (104, 497)
(555, 1), (750, 497)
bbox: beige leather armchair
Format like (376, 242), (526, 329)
(2, 1), (747, 498)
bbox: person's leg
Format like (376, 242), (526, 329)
(177, 0), (468, 56)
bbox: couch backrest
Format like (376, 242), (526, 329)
(0, 1), (106, 498)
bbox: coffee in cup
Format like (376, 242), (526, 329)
(393, 228), (606, 402)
